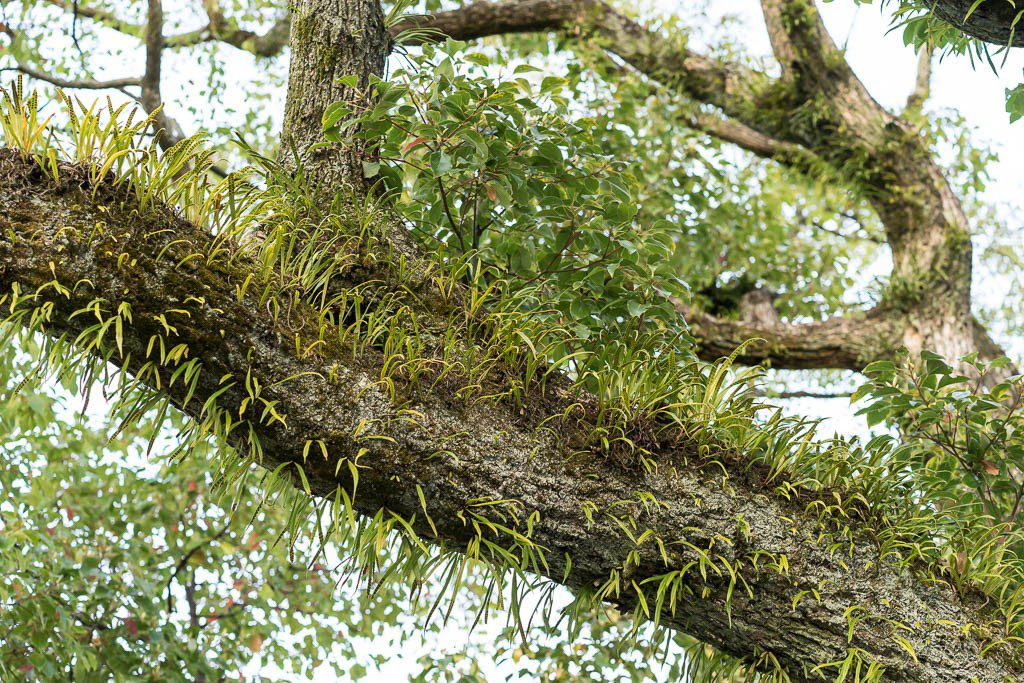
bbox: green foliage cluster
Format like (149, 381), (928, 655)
(340, 36), (874, 332)
(328, 40), (685, 338)
(858, 352), (1024, 527)
(3, 75), (1024, 680)
(0, 336), (371, 679)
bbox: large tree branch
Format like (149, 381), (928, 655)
(753, 0), (992, 371)
(0, 148), (1019, 682)
(2, 150), (1015, 683)
(686, 306), (899, 371)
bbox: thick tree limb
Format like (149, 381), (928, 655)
(0, 148), (1018, 682)
(686, 306), (899, 372)
(928, 0), (1024, 47)
(755, 0), (989, 370)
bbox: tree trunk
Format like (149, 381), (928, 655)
(281, 0), (389, 195)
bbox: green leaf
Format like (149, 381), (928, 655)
(626, 300), (647, 318)
(322, 102), (352, 130)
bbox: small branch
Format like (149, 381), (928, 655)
(795, 208), (885, 245)
(185, 571), (200, 629)
(44, 0), (144, 38)
(191, 0), (291, 57)
(138, 0), (187, 153)
(905, 44), (933, 114)
(4, 64), (141, 90)
(684, 111), (821, 171)
(758, 389), (854, 400)
(807, 219), (885, 245)
(45, 0), (290, 57)
(165, 519), (233, 614)
(140, 0), (163, 118)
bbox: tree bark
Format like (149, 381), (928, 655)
(685, 306), (901, 371)
(0, 148), (1019, 682)
(3, 2), (1021, 678)
(281, 0), (389, 194)
(929, 0), (1024, 47)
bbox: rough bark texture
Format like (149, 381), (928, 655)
(0, 148), (1019, 682)
(757, 0), (977, 365)
(5, 1), (1023, 678)
(280, 0), (389, 195)
(279, 0), (447, 284)
(686, 306), (901, 371)
(929, 0), (1024, 47)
